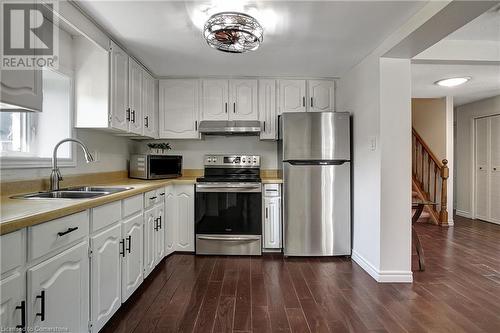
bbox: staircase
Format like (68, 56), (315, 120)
(412, 128), (450, 226)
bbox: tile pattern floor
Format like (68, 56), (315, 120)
(101, 215), (500, 332)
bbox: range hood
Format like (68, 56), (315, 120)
(198, 120), (261, 135)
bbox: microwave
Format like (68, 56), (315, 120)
(129, 154), (182, 180)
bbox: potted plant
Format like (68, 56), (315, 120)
(147, 142), (172, 155)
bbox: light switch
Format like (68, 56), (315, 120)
(369, 136), (377, 151)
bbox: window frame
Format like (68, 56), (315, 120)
(0, 68), (77, 169)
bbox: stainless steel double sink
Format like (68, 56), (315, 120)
(12, 186), (134, 200)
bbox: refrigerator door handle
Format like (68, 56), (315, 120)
(286, 160), (349, 166)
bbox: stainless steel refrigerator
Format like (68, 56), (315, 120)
(279, 112), (351, 256)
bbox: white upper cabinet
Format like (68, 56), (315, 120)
(0, 70), (42, 112)
(229, 79), (258, 120)
(159, 79), (199, 139)
(109, 42), (129, 131)
(279, 80), (306, 114)
(142, 72), (157, 138)
(128, 58), (143, 135)
(308, 80), (335, 112)
(27, 241), (89, 333)
(201, 79), (229, 121)
(258, 79), (277, 140)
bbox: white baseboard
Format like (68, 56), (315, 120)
(456, 209), (472, 219)
(351, 250), (413, 283)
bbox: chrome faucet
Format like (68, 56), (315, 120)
(50, 138), (94, 191)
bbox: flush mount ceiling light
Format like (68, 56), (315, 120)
(203, 12), (264, 53)
(435, 77), (471, 87)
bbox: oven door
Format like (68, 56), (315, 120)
(195, 183), (262, 255)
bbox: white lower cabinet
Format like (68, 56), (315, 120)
(27, 241), (89, 333)
(175, 185), (195, 252)
(121, 213), (143, 302)
(143, 201), (165, 278)
(90, 223), (122, 333)
(263, 184), (282, 250)
(0, 272), (26, 330)
(164, 186), (176, 256)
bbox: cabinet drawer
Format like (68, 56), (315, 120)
(123, 194), (143, 218)
(264, 184), (281, 197)
(92, 201), (122, 232)
(1, 229), (26, 275)
(28, 211), (89, 261)
(144, 189), (160, 208)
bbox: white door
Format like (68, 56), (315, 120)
(109, 42), (129, 131)
(165, 187), (176, 256)
(143, 207), (156, 277)
(142, 73), (157, 138)
(201, 79), (229, 120)
(258, 79), (277, 140)
(308, 80), (335, 112)
(490, 115), (500, 223)
(475, 117), (488, 220)
(128, 59), (143, 134)
(122, 213), (143, 302)
(0, 272), (25, 330)
(155, 204), (165, 264)
(90, 223), (121, 333)
(27, 242), (89, 333)
(279, 80), (306, 114)
(0, 70), (42, 112)
(176, 185), (195, 251)
(159, 79), (199, 139)
(229, 79), (258, 120)
(264, 197), (282, 249)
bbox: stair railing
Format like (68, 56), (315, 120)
(412, 128), (449, 225)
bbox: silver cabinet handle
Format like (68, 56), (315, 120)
(302, 96), (305, 107)
(233, 102), (236, 113)
(265, 207), (268, 219)
(225, 102), (228, 113)
(311, 97), (313, 107)
(144, 116), (149, 128)
(126, 108), (131, 121)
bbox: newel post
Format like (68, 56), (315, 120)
(439, 159), (449, 225)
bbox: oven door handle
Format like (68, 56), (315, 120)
(198, 236), (261, 241)
(196, 183), (261, 193)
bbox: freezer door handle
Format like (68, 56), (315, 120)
(286, 160), (349, 166)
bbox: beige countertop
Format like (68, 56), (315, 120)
(0, 175), (282, 235)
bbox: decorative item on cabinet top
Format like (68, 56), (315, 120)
(147, 142), (172, 155)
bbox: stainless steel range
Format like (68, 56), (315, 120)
(195, 154), (262, 255)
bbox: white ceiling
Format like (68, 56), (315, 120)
(412, 63), (500, 106)
(412, 7), (500, 106)
(76, 0), (426, 77)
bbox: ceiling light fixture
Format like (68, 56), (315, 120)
(203, 12), (264, 53)
(435, 77), (471, 87)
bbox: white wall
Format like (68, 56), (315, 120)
(0, 129), (133, 181)
(337, 56), (412, 283)
(455, 95), (500, 217)
(135, 136), (277, 169)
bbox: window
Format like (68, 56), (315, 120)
(0, 68), (73, 166)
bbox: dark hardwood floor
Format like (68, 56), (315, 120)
(102, 216), (500, 333)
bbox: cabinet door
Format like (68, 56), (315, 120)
(279, 80), (306, 114)
(0, 69), (42, 112)
(122, 213), (143, 302)
(308, 80), (335, 112)
(490, 115), (500, 224)
(155, 204), (165, 264)
(143, 208), (156, 278)
(201, 79), (229, 120)
(142, 72), (157, 138)
(0, 272), (25, 330)
(109, 42), (129, 131)
(128, 59), (143, 134)
(159, 79), (199, 139)
(176, 185), (195, 252)
(264, 197), (282, 249)
(90, 223), (121, 333)
(258, 79), (277, 140)
(229, 79), (258, 120)
(165, 187), (176, 256)
(27, 241), (89, 333)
